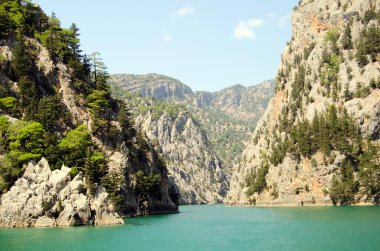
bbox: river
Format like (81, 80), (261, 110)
(1, 205), (380, 250)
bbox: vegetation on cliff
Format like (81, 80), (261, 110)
(237, 0), (380, 206)
(0, 0), (178, 214)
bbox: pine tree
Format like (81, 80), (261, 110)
(344, 83), (352, 101)
(11, 34), (32, 81)
(342, 23), (353, 50)
(88, 52), (109, 90)
(355, 31), (369, 67)
(36, 95), (62, 130)
(0, 8), (15, 38)
(68, 23), (82, 56)
(18, 76), (37, 109)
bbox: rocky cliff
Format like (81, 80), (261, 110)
(0, 1), (178, 228)
(109, 75), (274, 203)
(109, 75), (274, 173)
(226, 0), (380, 206)
(135, 111), (228, 204)
(0, 158), (123, 228)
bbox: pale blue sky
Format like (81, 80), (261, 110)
(33, 0), (298, 91)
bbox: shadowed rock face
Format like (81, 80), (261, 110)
(136, 112), (228, 204)
(0, 158), (123, 228)
(226, 0), (380, 206)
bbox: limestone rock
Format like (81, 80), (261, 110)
(0, 159), (123, 228)
(136, 112), (228, 204)
(226, 0), (380, 206)
(34, 216), (56, 228)
(109, 74), (275, 203)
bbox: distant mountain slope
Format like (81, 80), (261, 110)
(109, 74), (194, 102)
(109, 87), (228, 204)
(195, 81), (274, 122)
(109, 74), (275, 174)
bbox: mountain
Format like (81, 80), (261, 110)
(195, 81), (274, 122)
(109, 73), (193, 102)
(0, 1), (178, 227)
(226, 0), (380, 206)
(191, 81), (275, 169)
(109, 87), (228, 204)
(109, 74), (275, 173)
(136, 111), (228, 204)
(108, 74), (274, 203)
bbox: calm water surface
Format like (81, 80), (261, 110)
(0, 205), (379, 251)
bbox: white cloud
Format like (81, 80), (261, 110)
(233, 19), (263, 40)
(163, 34), (173, 42)
(278, 14), (291, 27)
(266, 12), (276, 17)
(176, 5), (196, 16)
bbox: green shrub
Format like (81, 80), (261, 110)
(7, 120), (46, 165)
(69, 167), (80, 180)
(58, 125), (92, 167)
(0, 96), (17, 109)
(329, 160), (358, 205)
(324, 28), (340, 45)
(246, 163), (269, 196)
(363, 9), (377, 24)
(356, 25), (380, 67)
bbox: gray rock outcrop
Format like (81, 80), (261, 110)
(0, 158), (123, 228)
(136, 111), (228, 204)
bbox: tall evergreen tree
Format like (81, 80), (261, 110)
(342, 23), (353, 50)
(11, 34), (32, 81)
(68, 23), (81, 56)
(88, 52), (109, 90)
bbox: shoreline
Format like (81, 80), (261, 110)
(223, 201), (377, 208)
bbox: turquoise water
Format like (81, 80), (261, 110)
(1, 205), (380, 251)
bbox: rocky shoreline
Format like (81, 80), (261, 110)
(0, 159), (123, 228)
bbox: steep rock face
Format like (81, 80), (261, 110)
(0, 158), (123, 228)
(0, 24), (178, 221)
(227, 0), (380, 206)
(135, 112), (228, 204)
(109, 75), (275, 176)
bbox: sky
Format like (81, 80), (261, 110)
(33, 0), (299, 92)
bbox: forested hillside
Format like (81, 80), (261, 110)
(0, 0), (178, 227)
